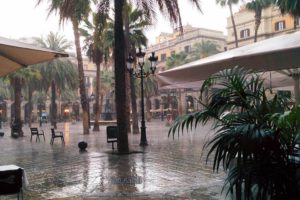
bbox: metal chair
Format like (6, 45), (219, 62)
(50, 128), (65, 145)
(0, 168), (23, 200)
(30, 127), (45, 142)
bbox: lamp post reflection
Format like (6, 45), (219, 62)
(88, 93), (94, 129)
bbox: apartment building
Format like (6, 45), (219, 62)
(227, 6), (299, 49)
(146, 25), (226, 70)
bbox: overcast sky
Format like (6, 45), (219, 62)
(0, 1), (240, 46)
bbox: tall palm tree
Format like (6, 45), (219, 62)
(246, 0), (272, 42)
(111, 0), (202, 152)
(166, 52), (188, 69)
(170, 67), (300, 199)
(34, 32), (78, 128)
(114, 0), (129, 152)
(216, 0), (240, 47)
(37, 0), (91, 134)
(273, 0), (300, 16)
(6, 68), (40, 136)
(125, 3), (151, 134)
(23, 66), (42, 127)
(193, 40), (220, 58)
(80, 7), (110, 132)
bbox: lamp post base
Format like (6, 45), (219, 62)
(139, 141), (148, 146)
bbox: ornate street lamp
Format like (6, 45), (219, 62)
(127, 48), (158, 146)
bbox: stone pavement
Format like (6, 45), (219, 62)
(0, 120), (225, 200)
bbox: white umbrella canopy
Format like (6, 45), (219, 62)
(0, 36), (68, 76)
(157, 31), (300, 89)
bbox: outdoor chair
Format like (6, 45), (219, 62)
(50, 128), (65, 145)
(30, 127), (45, 142)
(107, 126), (118, 150)
(0, 168), (23, 200)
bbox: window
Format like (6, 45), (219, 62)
(161, 53), (166, 61)
(275, 21), (285, 31)
(184, 45), (190, 53)
(240, 29), (250, 38)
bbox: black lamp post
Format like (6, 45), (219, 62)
(126, 48), (158, 146)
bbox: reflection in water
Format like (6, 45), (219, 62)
(108, 154), (138, 195)
(63, 122), (70, 145)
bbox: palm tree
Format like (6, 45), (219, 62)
(166, 52), (188, 69)
(23, 66), (42, 127)
(273, 0), (300, 16)
(37, 0), (91, 134)
(112, 0), (202, 152)
(114, 0), (129, 152)
(80, 8), (110, 132)
(170, 67), (300, 199)
(126, 3), (151, 134)
(192, 40), (220, 58)
(33, 32), (78, 128)
(246, 0), (272, 42)
(6, 67), (40, 136)
(216, 0), (240, 47)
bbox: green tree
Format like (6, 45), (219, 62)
(192, 40), (220, 58)
(273, 0), (300, 16)
(246, 0), (272, 42)
(166, 52), (188, 69)
(34, 32), (78, 128)
(125, 3), (151, 134)
(23, 66), (42, 127)
(37, 0), (91, 134)
(170, 67), (300, 199)
(113, 0), (201, 152)
(6, 67), (40, 136)
(81, 6), (110, 131)
(216, 0), (240, 47)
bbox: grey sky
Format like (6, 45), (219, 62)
(0, 1), (240, 45)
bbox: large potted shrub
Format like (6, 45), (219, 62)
(170, 67), (300, 199)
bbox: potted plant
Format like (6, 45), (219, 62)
(170, 67), (300, 199)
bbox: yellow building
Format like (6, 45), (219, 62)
(146, 25), (226, 70)
(227, 6), (299, 49)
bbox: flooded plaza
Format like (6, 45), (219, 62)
(0, 120), (225, 199)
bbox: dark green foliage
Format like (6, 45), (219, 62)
(169, 67), (300, 199)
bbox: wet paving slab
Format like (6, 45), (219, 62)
(0, 120), (225, 199)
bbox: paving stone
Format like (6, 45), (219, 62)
(0, 120), (224, 199)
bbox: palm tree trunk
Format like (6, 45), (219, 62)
(130, 47), (140, 134)
(178, 89), (183, 115)
(115, 0), (129, 153)
(124, 2), (132, 133)
(28, 87), (33, 128)
(12, 76), (23, 136)
(254, 10), (262, 43)
(72, 18), (89, 134)
(130, 73), (139, 134)
(51, 80), (57, 129)
(93, 63), (100, 131)
(229, 3), (238, 48)
(293, 76), (300, 105)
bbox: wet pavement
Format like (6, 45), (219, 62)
(0, 120), (225, 199)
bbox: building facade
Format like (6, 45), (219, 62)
(227, 6), (299, 49)
(146, 25), (226, 71)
